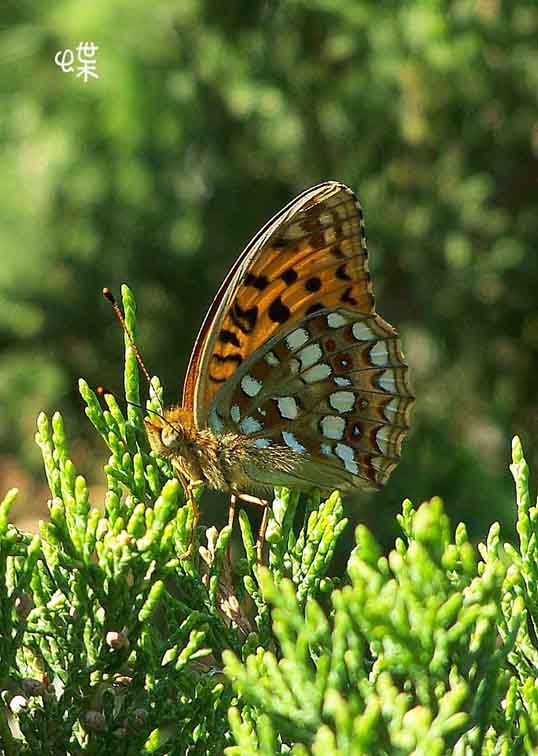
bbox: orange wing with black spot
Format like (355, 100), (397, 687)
(183, 182), (373, 428)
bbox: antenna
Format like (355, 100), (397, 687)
(102, 287), (163, 411)
(95, 388), (178, 431)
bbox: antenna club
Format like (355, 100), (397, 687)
(102, 287), (116, 304)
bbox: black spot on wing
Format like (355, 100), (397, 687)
(268, 296), (291, 323)
(336, 264), (351, 281)
(340, 287), (358, 305)
(244, 272), (269, 290)
(281, 268), (298, 285)
(331, 243), (345, 258)
(306, 302), (324, 315)
(305, 276), (322, 292)
(212, 353), (243, 365)
(230, 302), (258, 334)
(219, 329), (241, 347)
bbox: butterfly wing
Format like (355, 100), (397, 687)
(208, 307), (413, 491)
(183, 182), (372, 427)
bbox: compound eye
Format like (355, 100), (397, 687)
(161, 426), (180, 450)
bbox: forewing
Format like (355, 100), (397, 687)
(208, 308), (414, 491)
(183, 182), (372, 427)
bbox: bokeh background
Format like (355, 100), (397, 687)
(1, 0), (536, 547)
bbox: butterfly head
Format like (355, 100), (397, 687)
(144, 406), (197, 457)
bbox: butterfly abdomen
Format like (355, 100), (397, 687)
(193, 430), (304, 495)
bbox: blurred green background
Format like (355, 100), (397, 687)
(1, 0), (536, 545)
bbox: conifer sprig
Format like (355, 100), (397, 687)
(0, 287), (537, 754)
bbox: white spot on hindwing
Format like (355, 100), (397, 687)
(329, 391), (355, 413)
(240, 416), (263, 434)
(277, 396), (298, 420)
(352, 322), (374, 341)
(265, 351), (280, 367)
(208, 406), (224, 432)
(282, 431), (306, 453)
(376, 426), (394, 455)
(241, 374), (262, 397)
(335, 443), (359, 474)
(334, 376), (352, 387)
(327, 312), (348, 329)
(320, 443), (332, 456)
(383, 397), (400, 420)
(370, 342), (389, 366)
(286, 328), (309, 351)
(302, 363), (332, 383)
(255, 438), (272, 448)
(231, 405), (241, 423)
(378, 370), (396, 392)
(320, 416), (346, 440)
(335, 443), (354, 463)
(297, 343), (322, 370)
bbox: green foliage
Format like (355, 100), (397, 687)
(224, 439), (538, 755)
(1, 287), (538, 755)
(1, 0), (535, 543)
(0, 288), (349, 754)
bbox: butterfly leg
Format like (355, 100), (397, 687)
(228, 494), (237, 531)
(257, 502), (269, 563)
(225, 494), (238, 561)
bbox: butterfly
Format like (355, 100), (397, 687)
(144, 182), (414, 542)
